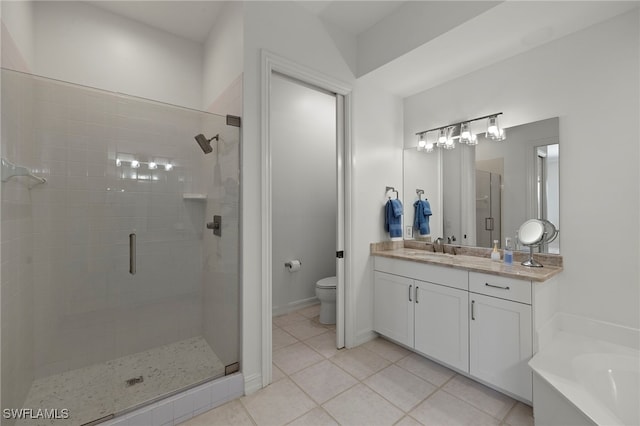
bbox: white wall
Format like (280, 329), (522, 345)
(31, 1), (203, 110)
(202, 1), (243, 112)
(403, 10), (640, 329)
(352, 79), (404, 340)
(271, 74), (337, 314)
(242, 1), (403, 392)
(1, 0), (35, 71)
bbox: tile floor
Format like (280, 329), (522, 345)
(182, 304), (534, 426)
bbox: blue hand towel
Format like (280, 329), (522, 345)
(385, 199), (403, 238)
(413, 199), (432, 235)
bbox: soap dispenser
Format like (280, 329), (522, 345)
(491, 240), (501, 261)
(504, 237), (513, 265)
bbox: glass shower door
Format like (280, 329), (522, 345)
(107, 96), (241, 415)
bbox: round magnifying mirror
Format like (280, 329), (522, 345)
(518, 219), (545, 246)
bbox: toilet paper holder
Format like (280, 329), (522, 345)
(284, 260), (302, 269)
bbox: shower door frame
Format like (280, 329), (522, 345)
(259, 50), (354, 388)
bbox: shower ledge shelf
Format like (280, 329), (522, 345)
(183, 193), (207, 200)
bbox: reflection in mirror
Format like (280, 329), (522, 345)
(404, 117), (560, 253)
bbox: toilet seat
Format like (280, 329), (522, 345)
(316, 276), (337, 289)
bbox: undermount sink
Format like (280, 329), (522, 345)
(405, 249), (455, 257)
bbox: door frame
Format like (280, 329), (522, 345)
(260, 50), (354, 387)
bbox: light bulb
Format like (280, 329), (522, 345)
(444, 138), (455, 150)
(165, 163), (173, 171)
(425, 141), (435, 153)
(116, 158), (122, 167)
(148, 162), (157, 170)
(131, 160), (140, 169)
(487, 116), (501, 140)
(460, 122), (471, 143)
(468, 134), (478, 146)
(437, 128), (447, 146)
(418, 133), (426, 149)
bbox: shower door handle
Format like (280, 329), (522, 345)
(129, 233), (136, 275)
(485, 217), (494, 231)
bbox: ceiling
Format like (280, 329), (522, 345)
(297, 1), (406, 35)
(87, 0), (406, 43)
(87, 1), (227, 43)
(85, 1), (639, 98)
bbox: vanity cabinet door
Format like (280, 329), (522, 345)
(373, 271), (414, 348)
(469, 293), (532, 402)
(414, 281), (469, 373)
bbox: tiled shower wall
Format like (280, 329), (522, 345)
(1, 70), (233, 409)
(1, 69), (36, 419)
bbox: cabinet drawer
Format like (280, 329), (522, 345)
(374, 257), (468, 291)
(469, 272), (531, 305)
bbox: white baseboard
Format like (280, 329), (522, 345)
(272, 297), (319, 317)
(351, 329), (377, 348)
(244, 372), (263, 395)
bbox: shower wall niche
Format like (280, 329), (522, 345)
(1, 69), (240, 425)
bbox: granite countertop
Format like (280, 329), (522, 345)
(371, 242), (563, 282)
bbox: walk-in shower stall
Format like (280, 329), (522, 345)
(1, 69), (241, 425)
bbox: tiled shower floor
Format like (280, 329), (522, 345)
(17, 337), (225, 426)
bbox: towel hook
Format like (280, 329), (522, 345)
(385, 186), (399, 199)
(416, 189), (425, 200)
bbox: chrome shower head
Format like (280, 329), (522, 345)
(194, 133), (218, 154)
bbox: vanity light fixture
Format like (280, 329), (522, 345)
(415, 112), (505, 153)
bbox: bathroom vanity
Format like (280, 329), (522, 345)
(370, 241), (562, 404)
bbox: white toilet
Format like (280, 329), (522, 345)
(315, 276), (337, 325)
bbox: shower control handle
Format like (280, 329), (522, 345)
(207, 215), (222, 236)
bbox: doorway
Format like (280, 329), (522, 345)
(260, 51), (352, 387)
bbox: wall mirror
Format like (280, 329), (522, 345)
(403, 117), (560, 253)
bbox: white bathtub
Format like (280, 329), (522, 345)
(530, 316), (640, 426)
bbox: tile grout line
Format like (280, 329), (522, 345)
(235, 398), (258, 426)
(499, 399), (520, 425)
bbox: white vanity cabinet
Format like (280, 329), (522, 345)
(373, 271), (414, 348)
(469, 272), (533, 402)
(414, 281), (469, 372)
(373, 257), (538, 403)
(373, 257), (469, 373)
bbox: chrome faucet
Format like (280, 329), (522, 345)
(432, 237), (444, 253)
